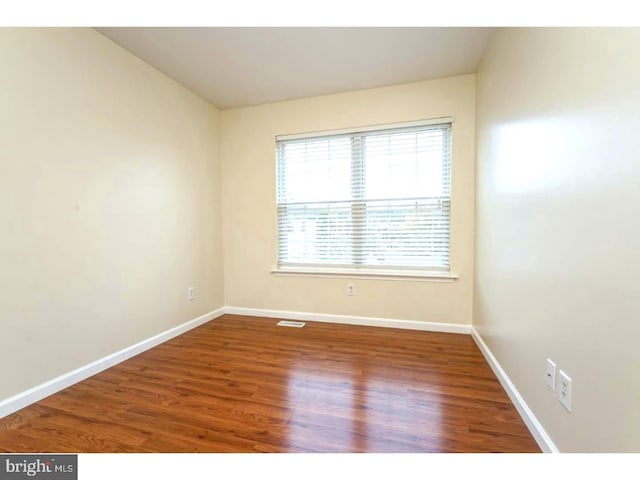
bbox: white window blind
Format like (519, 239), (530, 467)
(276, 121), (451, 271)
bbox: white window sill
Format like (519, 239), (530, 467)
(270, 267), (458, 282)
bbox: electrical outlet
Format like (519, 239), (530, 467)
(187, 287), (195, 301)
(558, 370), (572, 412)
(546, 358), (557, 391)
(347, 283), (355, 296)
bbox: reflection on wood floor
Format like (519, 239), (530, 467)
(0, 314), (540, 452)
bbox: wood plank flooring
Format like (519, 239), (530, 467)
(0, 315), (540, 452)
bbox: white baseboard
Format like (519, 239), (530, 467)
(224, 306), (472, 334)
(471, 327), (559, 453)
(0, 307), (225, 420)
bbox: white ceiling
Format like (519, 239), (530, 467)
(96, 27), (493, 110)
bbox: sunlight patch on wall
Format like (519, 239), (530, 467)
(492, 118), (572, 196)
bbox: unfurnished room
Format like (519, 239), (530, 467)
(0, 19), (639, 473)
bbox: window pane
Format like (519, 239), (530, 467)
(362, 199), (450, 268)
(278, 137), (352, 203)
(364, 129), (447, 199)
(278, 202), (354, 265)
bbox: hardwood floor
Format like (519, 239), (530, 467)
(0, 315), (540, 453)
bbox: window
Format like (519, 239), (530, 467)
(276, 119), (452, 273)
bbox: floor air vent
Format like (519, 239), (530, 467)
(277, 320), (306, 328)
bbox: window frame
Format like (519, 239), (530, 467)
(272, 117), (458, 282)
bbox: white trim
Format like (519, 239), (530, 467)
(225, 306), (471, 334)
(0, 307), (225, 420)
(270, 267), (458, 282)
(471, 327), (559, 453)
(276, 116), (454, 141)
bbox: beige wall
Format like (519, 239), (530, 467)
(475, 28), (640, 451)
(0, 28), (224, 400)
(221, 76), (475, 324)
